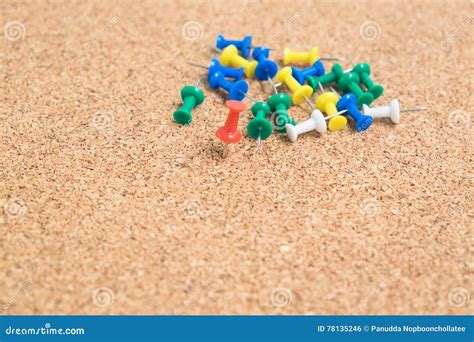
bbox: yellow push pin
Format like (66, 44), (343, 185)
(283, 47), (319, 66)
(315, 91), (347, 131)
(276, 67), (313, 105)
(219, 45), (257, 78)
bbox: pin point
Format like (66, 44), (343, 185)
(291, 60), (325, 84)
(186, 58), (244, 80)
(337, 72), (374, 108)
(267, 93), (295, 133)
(315, 91), (347, 131)
(362, 99), (427, 124)
(306, 64), (344, 90)
(208, 71), (249, 101)
(336, 93), (373, 132)
(216, 34), (252, 58)
(247, 102), (273, 141)
(219, 45), (258, 78)
(252, 46), (279, 81)
(285, 109), (327, 142)
(173, 79), (205, 125)
(216, 100), (247, 157)
(352, 63), (384, 99)
(276, 67), (313, 105)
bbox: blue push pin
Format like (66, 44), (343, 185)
(186, 58), (244, 81)
(252, 46), (279, 81)
(208, 71), (249, 101)
(291, 60), (325, 84)
(336, 93), (373, 132)
(216, 34), (252, 58)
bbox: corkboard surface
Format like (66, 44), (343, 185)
(1, 0), (473, 315)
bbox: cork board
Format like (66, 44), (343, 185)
(1, 0), (473, 315)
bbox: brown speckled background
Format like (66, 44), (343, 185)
(1, 0), (473, 315)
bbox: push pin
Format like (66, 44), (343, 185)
(336, 93), (373, 132)
(337, 72), (374, 108)
(291, 60), (325, 84)
(284, 47), (343, 66)
(276, 67), (313, 105)
(216, 100), (247, 157)
(267, 93), (295, 133)
(283, 47), (319, 66)
(285, 109), (327, 142)
(315, 91), (347, 131)
(208, 71), (249, 101)
(173, 79), (205, 125)
(247, 102), (273, 148)
(352, 63), (384, 99)
(186, 58), (244, 80)
(306, 64), (344, 90)
(216, 34), (252, 58)
(219, 45), (258, 78)
(362, 99), (427, 124)
(252, 46), (279, 81)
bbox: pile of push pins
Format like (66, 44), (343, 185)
(173, 34), (427, 157)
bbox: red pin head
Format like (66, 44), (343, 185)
(215, 100), (247, 143)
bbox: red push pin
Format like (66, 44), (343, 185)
(215, 100), (246, 157)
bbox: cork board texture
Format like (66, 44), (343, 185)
(1, 0), (473, 315)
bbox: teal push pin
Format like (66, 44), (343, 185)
(352, 63), (384, 99)
(247, 102), (273, 146)
(173, 79), (205, 125)
(337, 72), (374, 108)
(267, 79), (295, 133)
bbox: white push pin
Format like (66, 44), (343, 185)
(362, 99), (427, 124)
(285, 109), (327, 142)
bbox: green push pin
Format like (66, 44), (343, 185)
(247, 102), (273, 141)
(337, 72), (374, 108)
(306, 63), (344, 91)
(267, 93), (295, 133)
(173, 79), (205, 125)
(352, 63), (384, 99)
